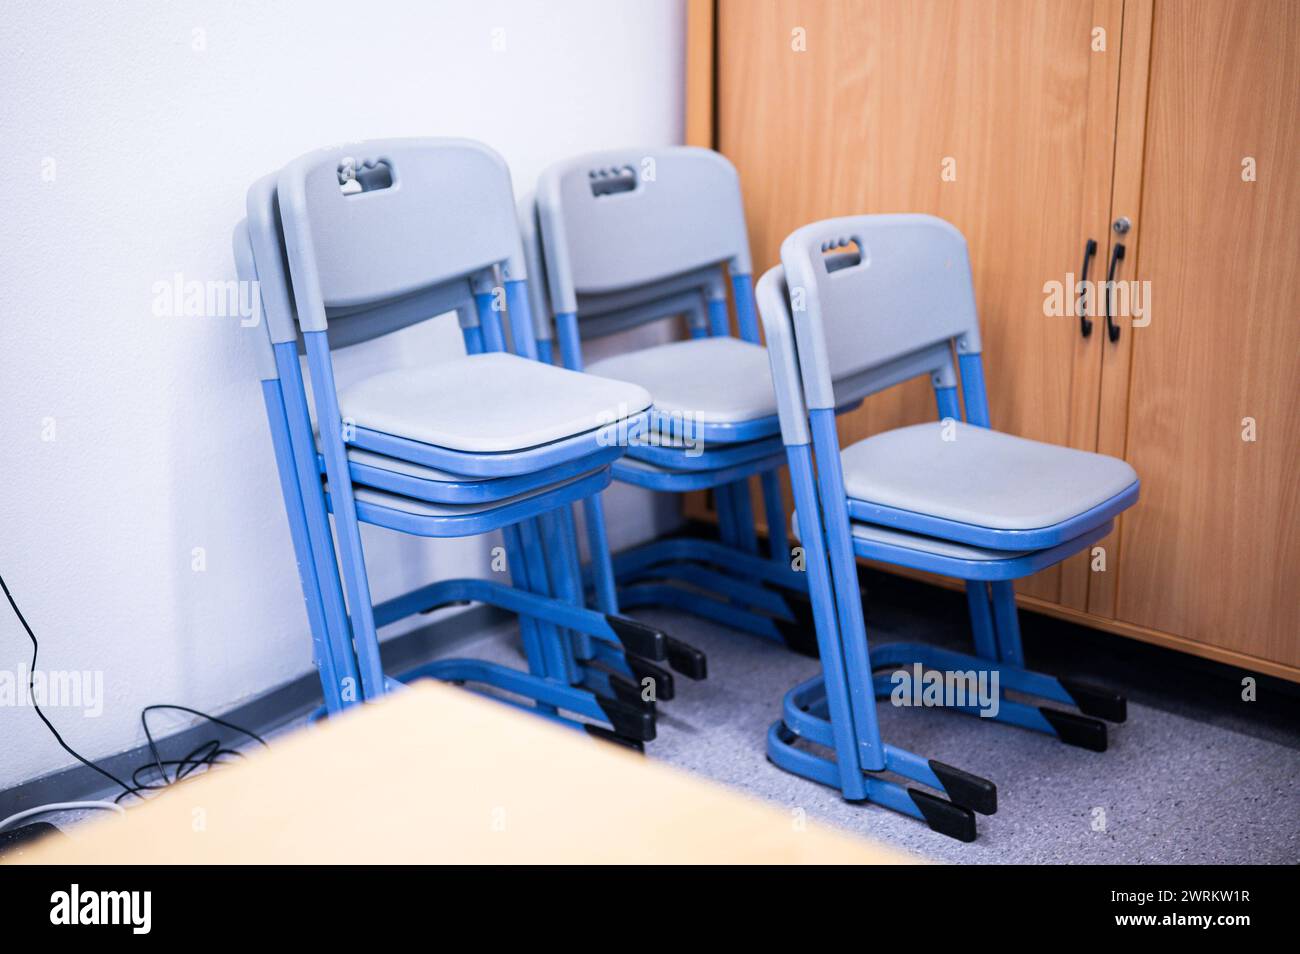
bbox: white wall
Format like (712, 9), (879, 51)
(0, 0), (686, 791)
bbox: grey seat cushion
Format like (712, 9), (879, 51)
(315, 426), (489, 482)
(850, 521), (1030, 561)
(585, 336), (777, 424)
(345, 447), (487, 482)
(840, 422), (1137, 530)
(338, 352), (651, 453)
(791, 509), (1028, 561)
(344, 469), (601, 517)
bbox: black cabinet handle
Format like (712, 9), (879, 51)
(1102, 242), (1126, 343)
(1078, 238), (1097, 338)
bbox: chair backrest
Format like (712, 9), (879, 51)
(535, 146), (752, 320)
(516, 194), (554, 348)
(276, 138), (525, 345)
(231, 218), (279, 382)
(779, 214), (982, 410)
(244, 174), (300, 347)
(520, 197), (711, 354)
(246, 171), (484, 354)
(754, 265), (813, 447)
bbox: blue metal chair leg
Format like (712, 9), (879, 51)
(989, 580), (1025, 667)
(260, 380), (344, 714)
(544, 507), (593, 660)
(274, 343), (361, 706)
(581, 495), (619, 615)
(599, 535), (821, 653)
(305, 332), (386, 700)
(518, 518), (578, 685)
(616, 582), (795, 652)
(728, 478), (760, 555)
(608, 537), (811, 594)
(715, 483), (740, 549)
(622, 564), (793, 616)
(759, 469), (790, 564)
(965, 581), (999, 660)
(809, 410), (885, 770)
(501, 523), (551, 682)
(370, 577), (669, 660)
(866, 641), (1121, 751)
(780, 675), (997, 820)
(402, 658), (655, 742)
(765, 444), (866, 799)
(767, 722), (975, 837)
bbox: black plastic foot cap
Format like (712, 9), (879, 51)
(624, 654), (675, 701)
(929, 760), (998, 815)
(908, 789), (977, 842)
(664, 636), (708, 680)
(1060, 676), (1128, 723)
(1041, 707), (1108, 752)
(605, 615), (666, 661)
(596, 696), (657, 742)
(604, 670), (656, 714)
(584, 724), (646, 754)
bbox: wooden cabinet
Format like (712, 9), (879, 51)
(1108, 0), (1300, 671)
(692, 0), (1300, 679)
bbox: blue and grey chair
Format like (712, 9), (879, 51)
(533, 147), (832, 651)
(235, 221), (357, 719)
(515, 200), (705, 693)
(754, 214), (1138, 840)
(235, 138), (705, 744)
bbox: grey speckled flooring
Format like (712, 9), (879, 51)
(454, 600), (1300, 865)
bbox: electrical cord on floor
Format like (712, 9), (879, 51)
(0, 570), (269, 813)
(115, 704), (268, 804)
(0, 570), (135, 799)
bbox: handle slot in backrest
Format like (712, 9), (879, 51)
(589, 165), (638, 197)
(821, 237), (864, 273)
(248, 173), (479, 353)
(780, 214), (980, 411)
(535, 146), (752, 313)
(338, 157), (395, 195)
(277, 138), (523, 326)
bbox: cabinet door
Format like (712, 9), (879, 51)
(718, 0), (1123, 606)
(1110, 0), (1300, 668)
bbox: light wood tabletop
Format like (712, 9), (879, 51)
(11, 681), (914, 864)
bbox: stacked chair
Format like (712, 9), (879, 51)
(235, 137), (708, 748)
(532, 147), (842, 651)
(754, 214), (1138, 840)
(233, 137), (1138, 842)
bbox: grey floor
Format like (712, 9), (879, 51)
(452, 590), (1300, 865)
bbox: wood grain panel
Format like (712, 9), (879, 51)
(717, 0), (1123, 604)
(685, 0), (716, 147)
(1113, 0), (1300, 667)
(1087, 0), (1153, 618)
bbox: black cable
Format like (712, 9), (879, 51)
(137, 704), (267, 792)
(0, 570), (135, 798)
(2, 570), (269, 807)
